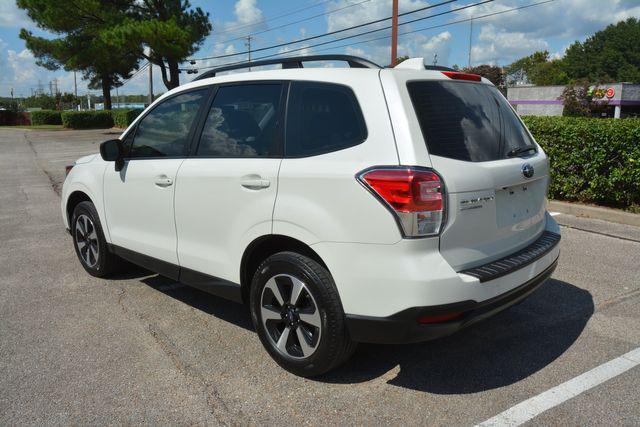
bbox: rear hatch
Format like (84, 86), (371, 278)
(403, 76), (548, 271)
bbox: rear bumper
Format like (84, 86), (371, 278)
(346, 256), (558, 344)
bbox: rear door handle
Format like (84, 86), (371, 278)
(155, 176), (173, 187)
(240, 178), (270, 189)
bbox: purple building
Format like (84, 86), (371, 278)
(507, 83), (640, 118)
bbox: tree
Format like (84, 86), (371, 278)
(18, 0), (140, 110)
(559, 80), (610, 117)
(463, 64), (504, 87)
(505, 50), (569, 86)
(105, 0), (212, 90)
(563, 18), (640, 83)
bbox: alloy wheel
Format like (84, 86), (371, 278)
(75, 214), (99, 268)
(260, 274), (322, 359)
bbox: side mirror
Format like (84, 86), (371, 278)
(99, 139), (124, 171)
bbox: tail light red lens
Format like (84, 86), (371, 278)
(65, 164), (75, 176)
(441, 71), (482, 82)
(359, 167), (445, 237)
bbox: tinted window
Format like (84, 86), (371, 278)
(197, 84), (283, 157)
(129, 89), (208, 158)
(286, 82), (366, 157)
(407, 81), (536, 162)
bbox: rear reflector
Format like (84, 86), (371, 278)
(441, 71), (481, 82)
(418, 311), (463, 324)
(358, 167), (444, 237)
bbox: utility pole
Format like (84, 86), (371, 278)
(73, 71), (78, 110)
(391, 0), (398, 67)
(148, 63), (154, 106)
(468, 18), (473, 68)
(245, 36), (253, 70)
(49, 81), (53, 96)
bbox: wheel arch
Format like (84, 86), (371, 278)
(239, 234), (329, 304)
(66, 190), (94, 227)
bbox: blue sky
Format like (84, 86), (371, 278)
(0, 0), (639, 97)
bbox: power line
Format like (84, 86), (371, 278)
(119, 62), (150, 88)
(190, 0), (461, 61)
(196, 0), (494, 71)
(218, 0), (372, 45)
(201, 0), (555, 72)
(214, 0), (334, 36)
(307, 0), (558, 60)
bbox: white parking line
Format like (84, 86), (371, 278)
(549, 211), (562, 217)
(476, 347), (640, 427)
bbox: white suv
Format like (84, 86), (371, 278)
(62, 55), (560, 377)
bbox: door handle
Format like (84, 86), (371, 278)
(240, 178), (270, 189)
(154, 176), (173, 187)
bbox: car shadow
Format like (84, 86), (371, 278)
(318, 279), (593, 393)
(126, 273), (592, 392)
(139, 274), (254, 332)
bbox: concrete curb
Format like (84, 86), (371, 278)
(548, 200), (640, 227)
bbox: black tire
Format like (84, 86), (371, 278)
(250, 251), (356, 377)
(71, 201), (121, 278)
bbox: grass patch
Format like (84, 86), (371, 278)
(0, 124), (65, 130)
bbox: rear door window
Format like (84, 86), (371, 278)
(196, 84), (284, 157)
(407, 81), (536, 162)
(285, 81), (367, 157)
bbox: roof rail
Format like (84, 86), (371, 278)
(193, 54), (381, 81)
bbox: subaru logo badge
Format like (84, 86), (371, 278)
(521, 163), (534, 178)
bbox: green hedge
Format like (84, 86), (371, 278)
(111, 109), (143, 128)
(31, 110), (62, 125)
(61, 111), (114, 129)
(522, 116), (640, 209)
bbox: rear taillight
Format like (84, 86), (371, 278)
(358, 167), (445, 237)
(65, 164), (75, 176)
(441, 71), (481, 82)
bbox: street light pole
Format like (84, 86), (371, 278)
(246, 36), (253, 70)
(73, 71), (78, 110)
(468, 19), (473, 68)
(391, 0), (398, 67)
(148, 62), (154, 106)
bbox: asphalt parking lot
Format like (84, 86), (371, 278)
(1, 128), (638, 425)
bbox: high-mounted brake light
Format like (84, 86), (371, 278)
(358, 167), (445, 237)
(441, 71), (481, 82)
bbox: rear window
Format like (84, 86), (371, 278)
(407, 81), (536, 162)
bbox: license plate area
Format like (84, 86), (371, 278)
(495, 180), (545, 228)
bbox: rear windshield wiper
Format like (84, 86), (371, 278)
(507, 146), (537, 157)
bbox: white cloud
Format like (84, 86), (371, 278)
(327, 0), (457, 66)
(326, 0), (428, 32)
(455, 0), (639, 39)
(456, 0), (640, 65)
(0, 2), (33, 28)
(419, 31), (451, 65)
(470, 24), (548, 65)
(234, 0), (264, 25)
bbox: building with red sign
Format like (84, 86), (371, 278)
(507, 83), (640, 118)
